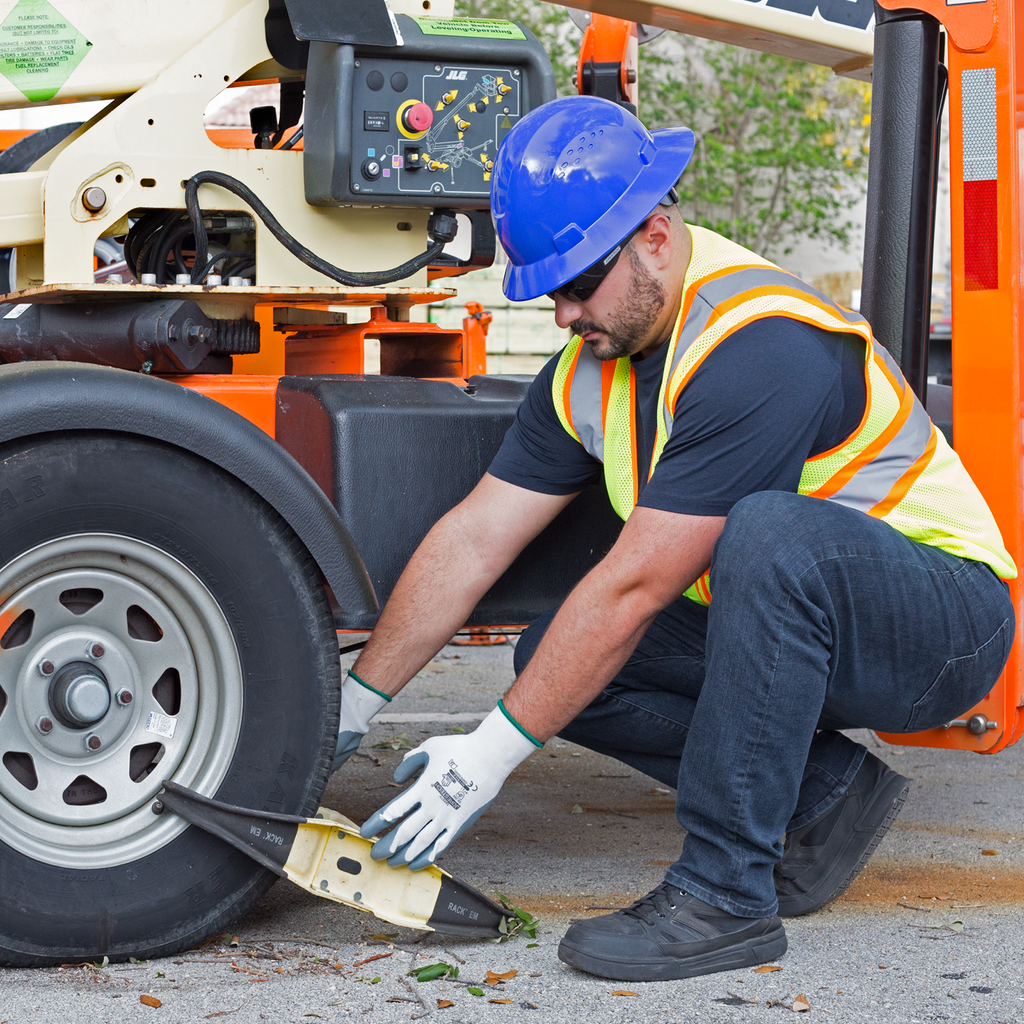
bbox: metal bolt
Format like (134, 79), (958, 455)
(353, 183), (361, 191)
(89, 642), (104, 659)
(85, 734), (102, 751)
(140, 273), (157, 285)
(81, 186), (107, 212)
(968, 713), (993, 735)
(175, 272), (191, 285)
(116, 688), (134, 706)
(37, 716), (53, 734)
(39, 659), (55, 676)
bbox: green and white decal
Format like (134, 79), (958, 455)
(412, 17), (525, 41)
(0, 0), (91, 102)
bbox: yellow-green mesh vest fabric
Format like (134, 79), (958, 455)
(552, 225), (1016, 606)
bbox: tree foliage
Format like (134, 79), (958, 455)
(453, 0), (871, 258)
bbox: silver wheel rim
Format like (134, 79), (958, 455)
(0, 534), (243, 868)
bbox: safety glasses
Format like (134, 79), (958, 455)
(547, 189), (678, 304)
(546, 226), (640, 303)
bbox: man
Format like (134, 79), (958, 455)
(336, 96), (1016, 982)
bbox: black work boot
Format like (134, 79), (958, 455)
(557, 882), (786, 982)
(774, 750), (910, 917)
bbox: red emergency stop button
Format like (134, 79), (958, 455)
(402, 102), (433, 133)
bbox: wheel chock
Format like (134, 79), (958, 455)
(158, 781), (512, 938)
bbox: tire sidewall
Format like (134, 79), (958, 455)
(0, 432), (339, 965)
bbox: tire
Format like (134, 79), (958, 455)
(0, 432), (340, 966)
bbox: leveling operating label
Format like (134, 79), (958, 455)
(412, 17), (525, 41)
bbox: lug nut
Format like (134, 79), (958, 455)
(37, 716), (54, 734)
(89, 643), (105, 659)
(116, 688), (134, 706)
(85, 734), (102, 751)
(39, 659), (55, 676)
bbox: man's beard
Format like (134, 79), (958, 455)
(570, 244), (666, 361)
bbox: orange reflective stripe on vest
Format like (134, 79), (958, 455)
(551, 225), (1016, 607)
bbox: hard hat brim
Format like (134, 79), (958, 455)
(502, 125), (695, 302)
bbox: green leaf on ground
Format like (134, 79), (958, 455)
(408, 962), (458, 982)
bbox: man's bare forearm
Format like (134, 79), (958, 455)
(351, 475), (577, 697)
(503, 507), (726, 740)
(351, 510), (503, 695)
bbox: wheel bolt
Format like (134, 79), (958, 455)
(88, 642), (105, 659)
(37, 716), (53, 734)
(39, 659), (55, 676)
(85, 734), (102, 751)
(116, 688), (133, 706)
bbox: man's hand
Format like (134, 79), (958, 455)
(332, 672), (391, 772)
(360, 705), (540, 869)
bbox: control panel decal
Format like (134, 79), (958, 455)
(412, 17), (526, 41)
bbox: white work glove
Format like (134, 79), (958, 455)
(332, 670), (391, 772)
(360, 702), (541, 870)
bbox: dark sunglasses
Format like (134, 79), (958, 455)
(546, 226), (640, 303)
(547, 188), (678, 303)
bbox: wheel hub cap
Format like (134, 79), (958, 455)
(51, 663), (111, 727)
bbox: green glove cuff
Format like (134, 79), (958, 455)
(347, 669), (392, 702)
(497, 698), (543, 748)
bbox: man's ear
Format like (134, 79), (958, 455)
(637, 211), (674, 270)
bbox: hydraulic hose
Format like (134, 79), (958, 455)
(184, 170), (457, 287)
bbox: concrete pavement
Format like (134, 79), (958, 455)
(2, 638), (1023, 1023)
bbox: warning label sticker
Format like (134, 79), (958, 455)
(412, 17), (525, 41)
(0, 0), (91, 103)
(146, 711), (177, 740)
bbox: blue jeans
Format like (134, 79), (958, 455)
(513, 492), (1014, 918)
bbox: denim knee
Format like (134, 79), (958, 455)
(512, 607), (557, 676)
(712, 491), (819, 595)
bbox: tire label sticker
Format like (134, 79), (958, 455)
(146, 711), (176, 739)
(0, 0), (92, 103)
(2, 303), (30, 319)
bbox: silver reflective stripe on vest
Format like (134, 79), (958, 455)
(659, 268), (869, 440)
(828, 397), (933, 512)
(569, 345), (605, 461)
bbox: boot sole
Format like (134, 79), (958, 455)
(557, 924), (787, 982)
(776, 772), (910, 918)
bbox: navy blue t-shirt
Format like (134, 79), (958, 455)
(487, 317), (867, 517)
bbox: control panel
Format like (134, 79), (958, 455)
(304, 15), (555, 209)
(351, 60), (521, 203)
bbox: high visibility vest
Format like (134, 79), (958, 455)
(551, 225), (1016, 606)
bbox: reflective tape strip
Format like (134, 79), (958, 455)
(568, 345), (605, 461)
(961, 67), (998, 291)
(829, 396), (933, 513)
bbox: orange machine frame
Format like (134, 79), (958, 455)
(872, 0), (1022, 754)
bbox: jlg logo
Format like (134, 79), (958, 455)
(445, 70), (468, 80)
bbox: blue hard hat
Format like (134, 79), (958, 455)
(491, 96), (695, 302)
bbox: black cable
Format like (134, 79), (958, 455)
(126, 211), (169, 278)
(279, 125), (303, 150)
(184, 170), (452, 287)
(148, 212), (188, 282)
(193, 250), (255, 281)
